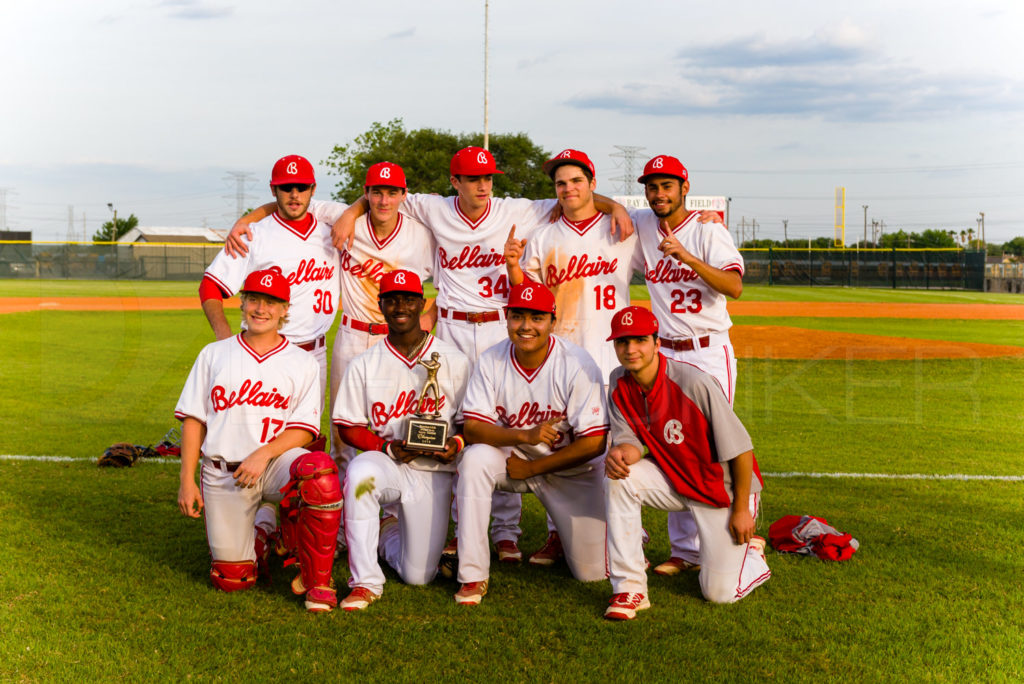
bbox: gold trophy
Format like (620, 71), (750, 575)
(405, 352), (448, 451)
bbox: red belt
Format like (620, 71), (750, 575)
(660, 335), (710, 352)
(208, 460), (240, 473)
(296, 335), (326, 352)
(440, 307), (501, 324)
(342, 315), (388, 335)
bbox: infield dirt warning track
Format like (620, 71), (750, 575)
(3, 296), (1023, 360)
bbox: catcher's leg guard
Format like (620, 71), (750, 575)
(279, 451), (342, 611)
(210, 560), (257, 592)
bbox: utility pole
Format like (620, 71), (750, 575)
(783, 219), (788, 243)
(862, 205), (868, 248)
(0, 187), (11, 231)
(67, 205), (75, 242)
(740, 217), (746, 246)
(107, 203), (117, 242)
(979, 211), (985, 246)
(880, 219), (886, 245)
(872, 219), (879, 247)
(483, 0), (490, 150)
(751, 218), (758, 243)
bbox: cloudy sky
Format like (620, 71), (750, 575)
(2, 0), (1022, 244)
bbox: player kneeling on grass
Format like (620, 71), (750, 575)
(454, 281), (609, 606)
(176, 269), (342, 612)
(603, 306), (770, 620)
(331, 270), (471, 611)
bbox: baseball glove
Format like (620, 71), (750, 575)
(98, 442), (146, 468)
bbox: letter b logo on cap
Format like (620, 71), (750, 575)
(622, 311), (634, 325)
(652, 157), (664, 169)
(521, 287), (534, 301)
(394, 272), (406, 284)
(287, 162), (298, 175)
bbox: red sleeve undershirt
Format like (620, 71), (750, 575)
(337, 425), (386, 452)
(199, 275), (230, 303)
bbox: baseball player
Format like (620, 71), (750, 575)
(331, 147), (629, 562)
(631, 154), (746, 576)
(220, 162), (437, 547)
(200, 155), (338, 406)
(505, 148), (639, 382)
(454, 281), (609, 606)
(176, 268), (343, 612)
(331, 270), (471, 611)
(603, 306), (769, 620)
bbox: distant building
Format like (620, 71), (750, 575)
(0, 230), (32, 241)
(118, 226), (226, 244)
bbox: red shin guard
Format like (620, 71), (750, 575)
(279, 451), (342, 602)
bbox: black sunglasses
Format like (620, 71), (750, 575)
(277, 183), (311, 193)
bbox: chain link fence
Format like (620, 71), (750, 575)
(2, 241), (991, 291)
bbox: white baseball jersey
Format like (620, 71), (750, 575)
(174, 334), (321, 462)
(462, 335), (608, 465)
(332, 334), (471, 473)
(520, 213), (640, 381)
(205, 213), (339, 343)
(631, 208), (743, 338)
(400, 194), (557, 312)
(308, 199), (435, 325)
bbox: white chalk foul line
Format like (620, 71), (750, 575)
(2, 455), (1022, 481)
(0, 454), (180, 465)
(764, 471), (1024, 482)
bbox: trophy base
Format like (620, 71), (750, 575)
(405, 418), (449, 451)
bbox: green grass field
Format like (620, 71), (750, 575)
(2, 281), (1022, 682)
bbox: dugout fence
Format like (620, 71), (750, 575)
(738, 247), (984, 290)
(1, 241), (987, 291)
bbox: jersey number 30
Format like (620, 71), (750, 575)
(312, 289), (334, 314)
(670, 288), (703, 314)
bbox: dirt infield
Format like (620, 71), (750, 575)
(4, 296), (1022, 360)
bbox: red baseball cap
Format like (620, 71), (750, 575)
(505, 281), (556, 315)
(364, 161), (407, 189)
(450, 146), (504, 176)
(271, 155), (316, 186)
(542, 149), (595, 179)
(241, 268), (291, 302)
(638, 155), (688, 184)
(607, 306), (659, 341)
(379, 269), (423, 296)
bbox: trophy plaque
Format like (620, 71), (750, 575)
(405, 352), (449, 451)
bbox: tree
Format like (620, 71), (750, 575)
(1002, 236), (1024, 257)
(93, 213), (139, 242)
(322, 118), (552, 203)
(917, 229), (957, 248)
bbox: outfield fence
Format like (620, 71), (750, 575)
(0, 241), (991, 291)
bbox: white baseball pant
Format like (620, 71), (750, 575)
(329, 325), (386, 469)
(437, 314), (523, 544)
(605, 458), (770, 603)
(662, 331), (737, 563)
(200, 447), (306, 561)
(343, 450), (452, 596)
(455, 443), (607, 584)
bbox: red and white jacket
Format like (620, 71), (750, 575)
(608, 354), (762, 508)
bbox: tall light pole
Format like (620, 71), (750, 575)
(862, 205), (868, 248)
(979, 211), (985, 246)
(483, 0), (490, 150)
(106, 202), (117, 242)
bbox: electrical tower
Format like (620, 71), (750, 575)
(223, 171), (256, 220)
(609, 146), (646, 195)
